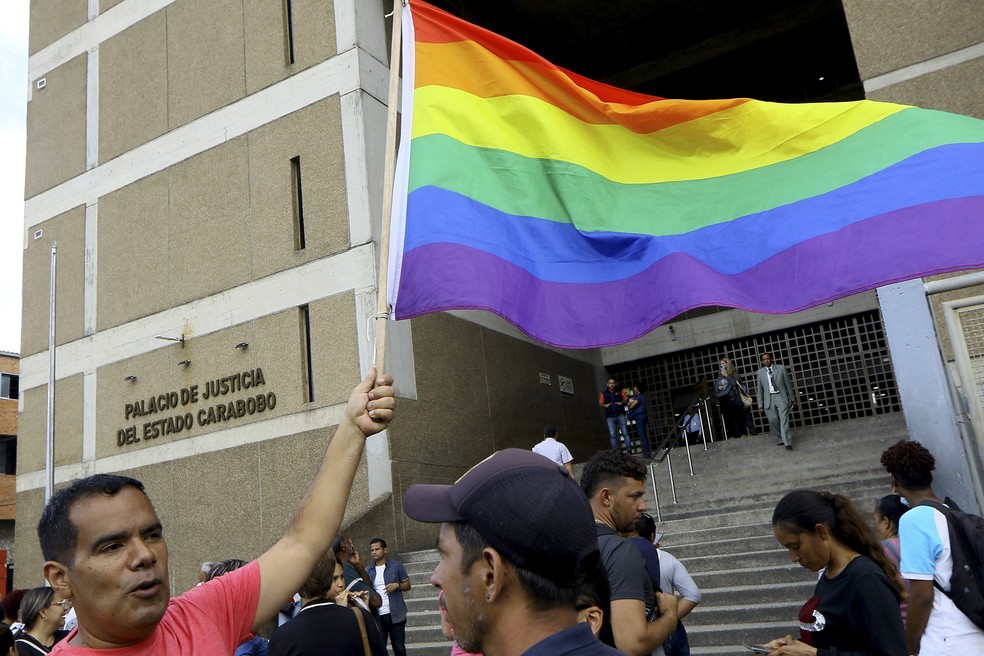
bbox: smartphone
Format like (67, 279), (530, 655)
(742, 645), (771, 654)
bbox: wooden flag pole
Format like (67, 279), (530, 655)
(374, 0), (405, 376)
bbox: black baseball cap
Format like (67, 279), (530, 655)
(403, 448), (598, 587)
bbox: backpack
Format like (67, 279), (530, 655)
(918, 498), (984, 630)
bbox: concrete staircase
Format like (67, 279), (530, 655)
(400, 412), (908, 655)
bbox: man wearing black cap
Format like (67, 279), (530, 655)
(581, 451), (677, 656)
(403, 448), (622, 656)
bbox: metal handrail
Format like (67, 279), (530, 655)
(648, 393), (718, 522)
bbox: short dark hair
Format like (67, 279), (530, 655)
(299, 551), (337, 599)
(580, 450), (647, 498)
(1, 589), (25, 623)
(543, 425), (557, 438)
(330, 533), (346, 555)
(20, 587), (54, 631)
(636, 513), (657, 541)
(881, 439), (935, 490)
(453, 521), (490, 572)
(575, 560), (615, 647)
(38, 474), (147, 565)
(452, 522), (576, 612)
(204, 559), (248, 582)
(875, 495), (909, 531)
(369, 538), (387, 549)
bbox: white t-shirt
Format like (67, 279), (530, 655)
(373, 563), (391, 616)
(899, 504), (984, 654)
(532, 437), (573, 468)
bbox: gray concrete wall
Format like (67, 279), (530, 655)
(878, 281), (981, 513)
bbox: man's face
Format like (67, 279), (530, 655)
(431, 524), (488, 654)
(57, 486), (170, 648)
(610, 477), (646, 534)
(761, 354), (773, 367)
(607, 379), (617, 391)
(337, 535), (354, 558)
(369, 541), (387, 563)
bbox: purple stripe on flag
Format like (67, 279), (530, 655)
(394, 196), (984, 348)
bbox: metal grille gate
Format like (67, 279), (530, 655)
(609, 310), (902, 446)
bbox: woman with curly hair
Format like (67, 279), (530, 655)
(880, 439), (984, 654)
(763, 490), (906, 656)
(714, 358), (747, 439)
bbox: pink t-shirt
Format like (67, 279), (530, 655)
(52, 560), (261, 655)
(880, 536), (910, 622)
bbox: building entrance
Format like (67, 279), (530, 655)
(609, 310), (902, 446)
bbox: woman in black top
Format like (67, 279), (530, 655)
(715, 358), (746, 439)
(14, 587), (69, 655)
(764, 490), (907, 656)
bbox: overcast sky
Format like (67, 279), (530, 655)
(0, 1), (27, 354)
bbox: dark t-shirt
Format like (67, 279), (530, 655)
(628, 393), (648, 421)
(521, 623), (624, 655)
(269, 599), (386, 656)
(15, 633), (50, 655)
(799, 556), (906, 656)
(628, 536), (662, 594)
(597, 524), (656, 615)
(0, 622), (13, 656)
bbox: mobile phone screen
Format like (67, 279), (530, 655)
(742, 645), (771, 654)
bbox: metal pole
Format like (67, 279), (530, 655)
(684, 426), (695, 476)
(666, 451), (678, 503)
(372, 0), (405, 375)
(45, 242), (57, 502)
(698, 403), (709, 449)
(648, 462), (662, 522)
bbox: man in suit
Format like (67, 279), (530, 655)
(755, 352), (796, 449)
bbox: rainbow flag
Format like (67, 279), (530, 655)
(386, 0), (984, 349)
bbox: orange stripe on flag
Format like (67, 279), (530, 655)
(416, 40), (749, 133)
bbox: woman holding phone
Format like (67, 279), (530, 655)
(763, 490), (907, 656)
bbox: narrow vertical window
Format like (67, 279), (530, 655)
(291, 156), (306, 250)
(284, 0), (296, 65)
(299, 305), (315, 402)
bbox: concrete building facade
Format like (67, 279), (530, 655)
(16, 0), (984, 592)
(16, 0), (607, 592)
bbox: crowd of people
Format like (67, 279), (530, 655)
(601, 351), (795, 457)
(0, 370), (981, 656)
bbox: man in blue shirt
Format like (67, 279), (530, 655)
(403, 448), (623, 656)
(367, 538), (411, 656)
(600, 378), (631, 452)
